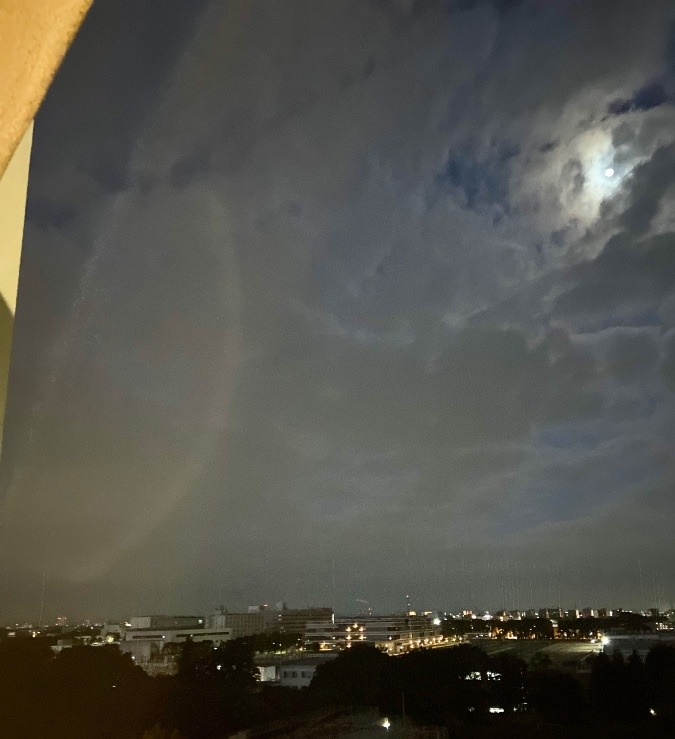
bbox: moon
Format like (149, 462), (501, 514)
(605, 167), (615, 178)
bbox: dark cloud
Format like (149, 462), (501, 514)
(605, 331), (659, 384)
(453, 0), (522, 12)
(611, 122), (635, 148)
(434, 143), (519, 210)
(662, 333), (675, 390)
(620, 144), (675, 234)
(169, 149), (212, 189)
(538, 139), (558, 153)
(553, 231), (675, 324)
(24, 200), (77, 230)
(608, 81), (670, 116)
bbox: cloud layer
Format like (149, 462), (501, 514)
(1, 0), (674, 621)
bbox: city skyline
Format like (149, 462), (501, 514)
(5, 575), (672, 627)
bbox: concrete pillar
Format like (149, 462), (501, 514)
(0, 124), (32, 449)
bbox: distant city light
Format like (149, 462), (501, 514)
(601, 636), (610, 646)
(382, 718), (391, 729)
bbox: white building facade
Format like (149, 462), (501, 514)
(119, 616), (233, 666)
(278, 655), (337, 688)
(207, 611), (267, 639)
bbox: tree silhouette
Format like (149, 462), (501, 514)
(527, 669), (586, 724)
(646, 644), (675, 728)
(0, 635), (53, 735)
(168, 638), (259, 738)
(44, 645), (158, 738)
(309, 644), (388, 707)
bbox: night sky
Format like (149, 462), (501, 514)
(1, 0), (674, 622)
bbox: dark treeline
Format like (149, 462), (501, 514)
(0, 635), (673, 737)
(0, 638), (159, 737)
(310, 643), (675, 735)
(0, 633), (304, 738)
(443, 613), (656, 639)
(443, 618), (554, 639)
(558, 613), (655, 637)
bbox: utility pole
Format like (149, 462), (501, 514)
(38, 571), (45, 627)
(639, 560), (645, 613)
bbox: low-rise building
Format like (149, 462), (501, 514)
(256, 663), (279, 683)
(128, 615), (205, 630)
(304, 615), (439, 653)
(538, 608), (564, 620)
(277, 607), (333, 635)
(208, 610), (267, 639)
(279, 655), (337, 689)
(119, 616), (232, 668)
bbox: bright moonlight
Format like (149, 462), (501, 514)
(605, 167), (615, 177)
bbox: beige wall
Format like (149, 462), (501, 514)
(0, 0), (93, 449)
(0, 0), (93, 178)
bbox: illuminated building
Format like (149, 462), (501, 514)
(304, 615), (440, 653)
(276, 607), (333, 634)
